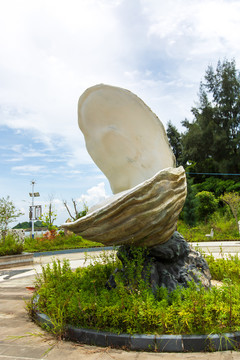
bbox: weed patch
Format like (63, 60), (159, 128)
(206, 253), (240, 283)
(178, 216), (239, 242)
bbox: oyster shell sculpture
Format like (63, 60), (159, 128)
(62, 84), (187, 247)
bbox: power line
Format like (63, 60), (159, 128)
(186, 172), (240, 176)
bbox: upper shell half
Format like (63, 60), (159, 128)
(78, 84), (176, 194)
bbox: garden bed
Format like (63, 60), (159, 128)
(27, 249), (240, 352)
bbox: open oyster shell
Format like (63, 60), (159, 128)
(62, 84), (187, 246)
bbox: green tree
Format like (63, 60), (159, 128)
(194, 177), (240, 197)
(182, 59), (240, 176)
(13, 221), (31, 229)
(195, 191), (218, 222)
(0, 196), (23, 242)
(40, 198), (57, 231)
(13, 221), (44, 229)
(166, 120), (183, 166)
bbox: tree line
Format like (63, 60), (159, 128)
(166, 59), (240, 228)
(167, 58), (240, 189)
(13, 221), (44, 230)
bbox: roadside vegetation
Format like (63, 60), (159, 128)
(0, 233), (23, 256)
(178, 214), (239, 242)
(178, 187), (240, 242)
(23, 232), (103, 253)
(0, 232), (103, 256)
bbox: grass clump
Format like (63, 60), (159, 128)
(178, 213), (239, 242)
(206, 253), (240, 283)
(28, 248), (240, 337)
(23, 233), (103, 253)
(0, 234), (23, 256)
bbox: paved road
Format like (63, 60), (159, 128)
(1, 244), (240, 359)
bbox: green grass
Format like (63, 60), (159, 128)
(206, 253), (240, 282)
(28, 248), (240, 337)
(23, 233), (104, 253)
(178, 212), (239, 242)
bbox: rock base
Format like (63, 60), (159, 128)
(107, 232), (211, 293)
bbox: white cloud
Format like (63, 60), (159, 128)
(11, 165), (46, 174)
(4, 157), (23, 162)
(31, 182), (110, 225)
(78, 182), (108, 207)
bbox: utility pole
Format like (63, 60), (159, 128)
(29, 180), (40, 239)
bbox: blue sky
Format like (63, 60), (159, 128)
(1, 0), (240, 226)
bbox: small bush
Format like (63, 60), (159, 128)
(0, 234), (23, 256)
(195, 191), (218, 222)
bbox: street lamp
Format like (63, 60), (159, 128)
(29, 180), (40, 239)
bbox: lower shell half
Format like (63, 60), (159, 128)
(61, 166), (187, 247)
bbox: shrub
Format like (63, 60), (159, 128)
(0, 196), (23, 243)
(195, 191), (218, 222)
(0, 233), (23, 256)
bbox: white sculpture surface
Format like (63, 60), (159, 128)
(78, 84), (176, 194)
(62, 84), (187, 247)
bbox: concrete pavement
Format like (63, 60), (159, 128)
(1, 244), (240, 359)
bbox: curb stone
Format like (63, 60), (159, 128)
(33, 246), (115, 257)
(34, 312), (239, 352)
(0, 252), (33, 269)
